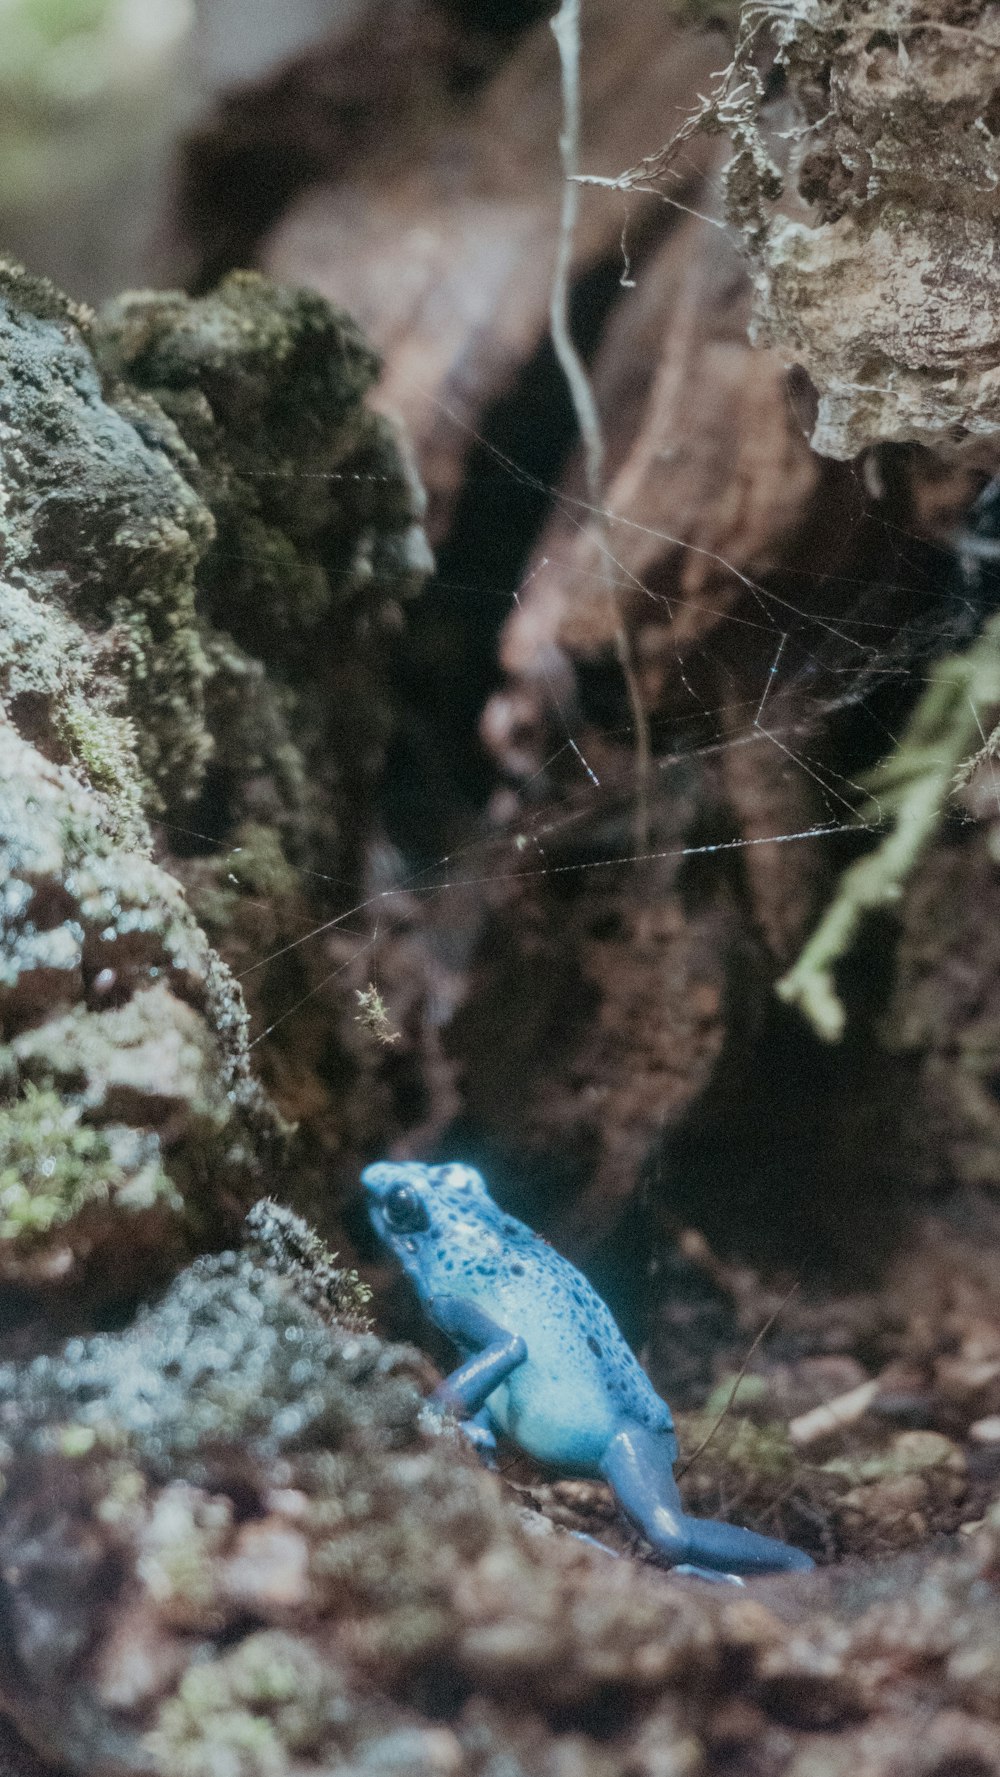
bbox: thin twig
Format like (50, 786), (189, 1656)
(675, 1280), (800, 1480)
(549, 0), (652, 848)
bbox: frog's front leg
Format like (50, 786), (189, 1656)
(600, 1422), (814, 1580)
(426, 1295), (528, 1419)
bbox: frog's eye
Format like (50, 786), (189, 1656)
(384, 1183), (431, 1233)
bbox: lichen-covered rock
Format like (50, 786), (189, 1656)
(0, 713), (272, 1309)
(0, 261), (432, 1316)
(0, 261), (214, 814)
(0, 260), (275, 1305)
(0, 1215), (392, 1481)
(725, 0), (1000, 456)
(0, 1216), (422, 1772)
(86, 273), (437, 1220)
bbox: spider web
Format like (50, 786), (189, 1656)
(153, 375), (998, 1058)
(154, 12), (1000, 1076)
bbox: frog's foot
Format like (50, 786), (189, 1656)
(600, 1423), (814, 1580)
(568, 1528), (622, 1558)
(420, 1399), (499, 1466)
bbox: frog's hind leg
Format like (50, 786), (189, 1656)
(599, 1423), (814, 1579)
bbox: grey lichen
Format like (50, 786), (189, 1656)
(723, 1), (1000, 456)
(0, 1239), (403, 1473)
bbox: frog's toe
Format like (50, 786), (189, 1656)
(462, 1408), (499, 1465)
(420, 1400), (498, 1464)
(671, 1565), (746, 1586)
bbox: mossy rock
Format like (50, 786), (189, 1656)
(0, 260), (431, 1318)
(0, 722), (274, 1307)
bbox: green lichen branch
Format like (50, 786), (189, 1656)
(777, 613), (1000, 1042)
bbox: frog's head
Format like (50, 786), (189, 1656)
(361, 1160), (500, 1294)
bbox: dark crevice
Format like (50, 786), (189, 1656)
(158, 763), (234, 856)
(660, 469), (1000, 1286)
(653, 956), (912, 1285)
(382, 243), (662, 865)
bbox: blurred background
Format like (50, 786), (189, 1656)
(0, 0), (365, 298)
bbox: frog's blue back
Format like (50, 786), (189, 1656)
(463, 1198), (672, 1434)
(363, 1160), (674, 1467)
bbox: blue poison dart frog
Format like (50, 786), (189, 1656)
(362, 1160), (814, 1583)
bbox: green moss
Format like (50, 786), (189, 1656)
(150, 1629), (355, 1777)
(109, 593), (213, 817)
(191, 823), (303, 938)
(700, 1373), (769, 1416)
(91, 271), (429, 878)
(2, 0), (120, 88)
(151, 1680), (291, 1777)
(56, 694), (145, 843)
(93, 278), (381, 590)
(96, 272), (380, 458)
(56, 1424), (97, 1457)
(0, 1084), (173, 1242)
